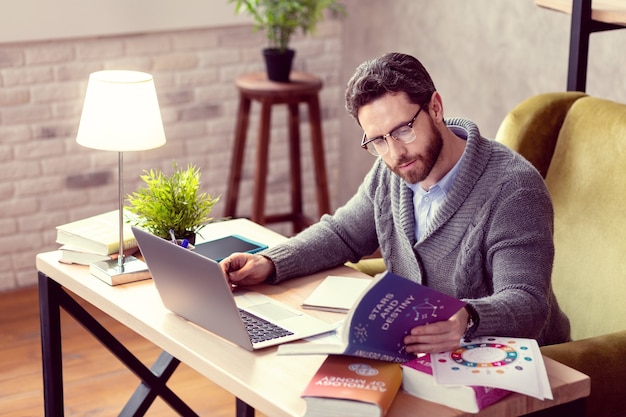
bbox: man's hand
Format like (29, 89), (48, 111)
(403, 307), (470, 354)
(220, 253), (275, 288)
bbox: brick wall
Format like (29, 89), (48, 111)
(0, 22), (344, 291)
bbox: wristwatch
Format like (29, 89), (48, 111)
(464, 304), (479, 338)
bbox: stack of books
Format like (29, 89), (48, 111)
(56, 210), (139, 266)
(291, 271), (553, 414)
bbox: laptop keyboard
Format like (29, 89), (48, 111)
(238, 308), (294, 343)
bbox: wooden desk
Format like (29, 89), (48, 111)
(535, 0), (626, 91)
(37, 219), (590, 417)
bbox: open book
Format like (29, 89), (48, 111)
(431, 336), (553, 400)
(279, 271), (466, 362)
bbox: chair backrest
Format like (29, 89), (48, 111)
(497, 92), (626, 341)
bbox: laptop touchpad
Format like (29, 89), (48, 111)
(247, 302), (299, 321)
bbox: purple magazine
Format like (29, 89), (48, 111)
(344, 271), (467, 362)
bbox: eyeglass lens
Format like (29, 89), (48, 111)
(367, 126), (416, 156)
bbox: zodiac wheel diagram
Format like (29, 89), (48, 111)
(449, 342), (523, 368)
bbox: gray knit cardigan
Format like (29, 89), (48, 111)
(262, 117), (570, 346)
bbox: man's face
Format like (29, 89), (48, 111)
(358, 92), (443, 184)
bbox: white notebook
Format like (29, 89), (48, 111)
(301, 275), (372, 313)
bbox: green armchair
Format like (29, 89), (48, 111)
(495, 92), (626, 417)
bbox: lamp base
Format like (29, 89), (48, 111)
(89, 255), (151, 286)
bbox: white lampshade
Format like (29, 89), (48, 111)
(76, 70), (166, 152)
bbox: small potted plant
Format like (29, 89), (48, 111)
(229, 0), (345, 82)
(126, 162), (220, 244)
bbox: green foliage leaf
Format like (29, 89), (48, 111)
(126, 162), (220, 239)
(229, 0), (346, 52)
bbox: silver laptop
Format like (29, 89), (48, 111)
(132, 226), (335, 350)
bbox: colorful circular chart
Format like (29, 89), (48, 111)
(450, 342), (518, 368)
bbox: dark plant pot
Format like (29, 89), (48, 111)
(263, 48), (295, 82)
(180, 231), (196, 245)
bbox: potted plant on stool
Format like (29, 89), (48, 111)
(229, 0), (345, 82)
(126, 163), (220, 244)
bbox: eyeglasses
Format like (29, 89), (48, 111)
(360, 107), (422, 157)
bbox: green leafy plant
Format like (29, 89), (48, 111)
(229, 0), (346, 52)
(126, 163), (220, 240)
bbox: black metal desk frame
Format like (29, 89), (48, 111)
(38, 271), (255, 417)
(567, 0), (625, 91)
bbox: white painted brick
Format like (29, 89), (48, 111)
(196, 83), (238, 102)
(0, 144), (12, 162)
(0, 159), (41, 180)
(125, 34), (173, 56)
(1, 66), (54, 86)
(16, 269), (38, 287)
(0, 88), (29, 107)
(14, 139), (64, 160)
(1, 104), (52, 124)
(0, 196), (39, 218)
(24, 44), (75, 65)
(0, 182), (15, 200)
(0, 272), (17, 292)
(200, 48), (242, 67)
(153, 53), (199, 72)
(30, 83), (81, 103)
(0, 47), (24, 68)
(55, 62), (105, 82)
(171, 30), (220, 51)
(15, 175), (65, 197)
(0, 124), (31, 143)
(76, 39), (125, 61)
(51, 101), (83, 120)
(0, 218), (18, 237)
(218, 26), (265, 49)
(13, 251), (40, 273)
(176, 68), (219, 87)
(103, 57), (153, 73)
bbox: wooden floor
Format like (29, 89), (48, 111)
(0, 285), (266, 417)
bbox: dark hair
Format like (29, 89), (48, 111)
(344, 52), (436, 122)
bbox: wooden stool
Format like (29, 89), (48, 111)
(224, 72), (331, 233)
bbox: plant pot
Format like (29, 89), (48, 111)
(263, 48), (295, 82)
(180, 231), (196, 245)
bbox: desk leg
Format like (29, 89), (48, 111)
(120, 351), (182, 416)
(38, 272), (65, 417)
(38, 272), (197, 416)
(236, 398), (255, 417)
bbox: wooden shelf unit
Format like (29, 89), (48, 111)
(535, 0), (626, 91)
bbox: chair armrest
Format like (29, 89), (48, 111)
(540, 330), (626, 417)
(345, 258), (386, 277)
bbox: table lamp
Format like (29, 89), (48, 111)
(76, 70), (166, 284)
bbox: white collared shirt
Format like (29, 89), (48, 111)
(406, 127), (466, 241)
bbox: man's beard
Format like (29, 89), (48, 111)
(387, 120), (443, 184)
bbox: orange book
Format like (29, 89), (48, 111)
(302, 355), (402, 417)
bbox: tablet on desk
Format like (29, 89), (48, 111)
(194, 235), (268, 262)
